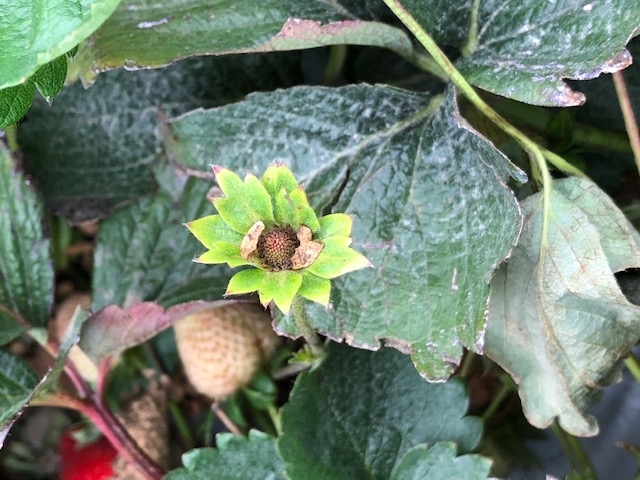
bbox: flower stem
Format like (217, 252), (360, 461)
(290, 296), (324, 357)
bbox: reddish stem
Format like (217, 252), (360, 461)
(64, 359), (164, 480)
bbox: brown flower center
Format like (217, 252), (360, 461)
(257, 226), (300, 271)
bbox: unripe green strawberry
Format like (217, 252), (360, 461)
(173, 303), (280, 400)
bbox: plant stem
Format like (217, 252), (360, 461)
(212, 402), (242, 435)
(290, 296), (324, 357)
(462, 0), (481, 56)
(408, 51), (448, 82)
(487, 94), (633, 155)
(64, 359), (164, 480)
(624, 353), (640, 385)
(552, 421), (599, 479)
(272, 362), (311, 380)
(612, 71), (640, 176)
(5, 124), (19, 152)
(381, 0), (587, 186)
(168, 402), (195, 449)
(481, 373), (514, 422)
(267, 404), (282, 436)
(323, 44), (348, 85)
(457, 350), (476, 379)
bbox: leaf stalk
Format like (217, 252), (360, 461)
(612, 71), (640, 176)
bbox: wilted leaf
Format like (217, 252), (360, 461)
(278, 343), (483, 479)
(79, 300), (231, 363)
(0, 143), (53, 327)
(0, 0), (122, 89)
(485, 177), (640, 436)
(70, 0), (412, 82)
(19, 54), (303, 222)
(390, 443), (491, 480)
(164, 430), (286, 480)
(403, 0), (640, 106)
(165, 85), (523, 379)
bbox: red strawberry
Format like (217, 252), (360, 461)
(59, 427), (116, 480)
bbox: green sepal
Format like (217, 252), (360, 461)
(289, 187), (319, 232)
(273, 188), (299, 229)
(317, 213), (353, 239)
(226, 269), (268, 295)
(298, 272), (331, 307)
(257, 271), (303, 314)
(195, 242), (249, 267)
(261, 164), (298, 198)
(186, 214), (244, 249)
(307, 236), (372, 279)
(212, 166), (274, 233)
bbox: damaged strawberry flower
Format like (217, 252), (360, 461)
(186, 164), (372, 314)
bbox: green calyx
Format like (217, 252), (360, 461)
(186, 164), (372, 314)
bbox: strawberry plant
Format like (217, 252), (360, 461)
(1, 1), (640, 479)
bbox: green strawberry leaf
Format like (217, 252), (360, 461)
(0, 143), (53, 327)
(69, 1), (412, 84)
(18, 54), (303, 222)
(0, 350), (40, 447)
(0, 309), (87, 447)
(278, 343), (483, 479)
(0, 81), (35, 129)
(32, 55), (68, 103)
(0, 311), (27, 346)
(0, 0), (122, 90)
(402, 0), (640, 106)
(91, 180), (229, 310)
(164, 430), (286, 479)
(164, 85), (523, 379)
(390, 443), (492, 480)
